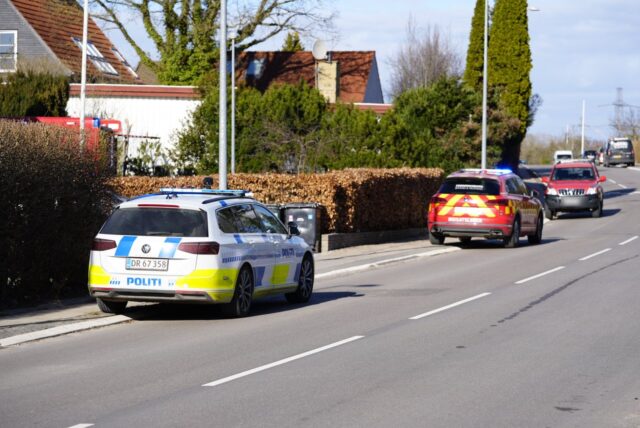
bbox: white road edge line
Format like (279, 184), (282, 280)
(409, 293), (491, 320)
(618, 183), (627, 189)
(579, 248), (612, 261)
(0, 315), (131, 348)
(619, 236), (639, 246)
(67, 424), (94, 428)
(203, 336), (364, 387)
(515, 266), (565, 285)
(316, 247), (461, 280)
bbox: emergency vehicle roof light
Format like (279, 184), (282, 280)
(130, 188), (254, 201)
(459, 168), (512, 175)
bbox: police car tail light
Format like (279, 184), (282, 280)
(178, 242), (220, 255)
(92, 238), (117, 251)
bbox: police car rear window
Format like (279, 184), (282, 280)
(440, 178), (501, 195)
(101, 208), (208, 237)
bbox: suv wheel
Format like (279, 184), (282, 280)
(592, 201), (603, 218)
(429, 232), (445, 245)
(503, 218), (520, 248)
(528, 215), (543, 245)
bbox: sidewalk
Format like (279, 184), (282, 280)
(1, 236), (446, 347)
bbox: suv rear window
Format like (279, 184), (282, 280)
(440, 178), (501, 195)
(610, 140), (632, 151)
(101, 208), (208, 237)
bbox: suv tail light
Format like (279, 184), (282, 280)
(430, 196), (447, 204)
(178, 242), (220, 255)
(92, 238), (117, 251)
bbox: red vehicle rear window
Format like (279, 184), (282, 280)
(440, 178), (501, 195)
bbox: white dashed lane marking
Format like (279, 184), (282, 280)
(619, 236), (638, 246)
(409, 293), (491, 320)
(579, 248), (612, 261)
(515, 266), (565, 285)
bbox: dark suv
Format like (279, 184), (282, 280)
(602, 138), (635, 167)
(542, 160), (606, 219)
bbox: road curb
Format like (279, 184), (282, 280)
(1, 246), (461, 348)
(0, 315), (132, 348)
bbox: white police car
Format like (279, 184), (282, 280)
(88, 187), (314, 317)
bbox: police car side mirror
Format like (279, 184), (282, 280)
(287, 221), (301, 236)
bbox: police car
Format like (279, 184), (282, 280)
(428, 169), (544, 248)
(88, 186), (314, 317)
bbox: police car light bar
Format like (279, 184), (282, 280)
(159, 188), (252, 197)
(459, 168), (513, 175)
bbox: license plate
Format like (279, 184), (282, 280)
(126, 258), (169, 271)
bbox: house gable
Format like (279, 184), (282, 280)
(0, 0), (65, 73)
(9, 0), (139, 83)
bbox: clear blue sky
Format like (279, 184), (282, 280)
(105, 0), (640, 141)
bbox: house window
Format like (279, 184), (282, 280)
(111, 48), (139, 79)
(246, 59), (265, 78)
(0, 31), (17, 72)
(72, 37), (119, 75)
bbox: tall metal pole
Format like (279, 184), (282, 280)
(218, 0), (228, 189)
(79, 0), (89, 151)
(231, 36), (236, 175)
(481, 0), (488, 169)
(581, 100), (586, 156)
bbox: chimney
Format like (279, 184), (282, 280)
(316, 60), (339, 103)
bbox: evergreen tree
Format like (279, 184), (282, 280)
(463, 0), (486, 92)
(282, 32), (305, 52)
(487, 0), (532, 168)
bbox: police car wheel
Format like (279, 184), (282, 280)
(504, 218), (520, 248)
(286, 255), (314, 304)
(592, 201), (603, 218)
(96, 298), (127, 314)
(223, 265), (254, 318)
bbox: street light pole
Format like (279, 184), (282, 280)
(231, 35), (236, 175)
(481, 0), (488, 169)
(218, 0), (228, 189)
(79, 0), (89, 151)
(581, 100), (586, 156)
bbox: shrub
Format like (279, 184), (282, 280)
(0, 121), (111, 308)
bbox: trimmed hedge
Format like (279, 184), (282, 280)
(108, 168), (444, 233)
(0, 121), (111, 309)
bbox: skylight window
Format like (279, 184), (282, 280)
(112, 48), (139, 79)
(72, 37), (118, 75)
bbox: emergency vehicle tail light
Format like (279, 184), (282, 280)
(93, 238), (117, 251)
(431, 196), (447, 204)
(178, 242), (220, 255)
(491, 199), (509, 206)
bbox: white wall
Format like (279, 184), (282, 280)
(67, 96), (201, 157)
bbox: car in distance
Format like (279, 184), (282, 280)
(553, 150), (573, 163)
(602, 137), (635, 167)
(541, 159), (606, 219)
(582, 150), (597, 163)
(88, 186), (315, 317)
(428, 169), (544, 248)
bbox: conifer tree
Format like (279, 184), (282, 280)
(487, 0), (532, 167)
(282, 32), (305, 52)
(463, 0), (486, 92)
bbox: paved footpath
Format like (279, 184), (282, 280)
(0, 237), (456, 347)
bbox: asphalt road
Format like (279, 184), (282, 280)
(1, 166), (639, 428)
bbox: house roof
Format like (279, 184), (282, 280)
(10, 0), (140, 83)
(69, 83), (199, 99)
(237, 51), (378, 104)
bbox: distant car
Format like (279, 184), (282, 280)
(88, 187), (315, 317)
(542, 160), (606, 219)
(602, 137), (635, 167)
(428, 169), (544, 248)
(553, 150), (573, 163)
(582, 150), (597, 163)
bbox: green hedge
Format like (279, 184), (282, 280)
(0, 121), (110, 309)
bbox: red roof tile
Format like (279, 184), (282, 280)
(11, 0), (140, 84)
(69, 83), (199, 99)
